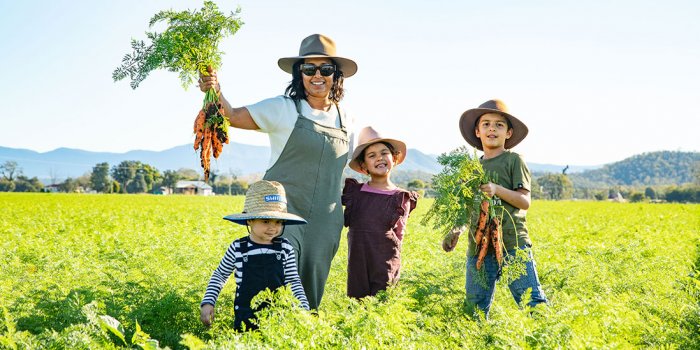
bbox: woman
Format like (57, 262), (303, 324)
(199, 34), (357, 309)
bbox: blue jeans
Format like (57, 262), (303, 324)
(465, 246), (548, 318)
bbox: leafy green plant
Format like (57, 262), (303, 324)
(98, 315), (161, 349)
(112, 1), (243, 181)
(421, 146), (492, 233)
(112, 1), (242, 90)
(2, 193), (699, 348)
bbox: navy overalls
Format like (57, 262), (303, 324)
(234, 237), (285, 331)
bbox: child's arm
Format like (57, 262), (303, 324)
(200, 241), (240, 326)
(480, 183), (531, 210)
(282, 242), (310, 310)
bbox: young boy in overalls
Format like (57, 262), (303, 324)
(200, 180), (309, 331)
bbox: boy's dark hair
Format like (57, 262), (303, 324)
(475, 113), (514, 130)
(284, 59), (345, 104)
(354, 141), (398, 174)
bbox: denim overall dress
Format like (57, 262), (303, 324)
(262, 98), (348, 309)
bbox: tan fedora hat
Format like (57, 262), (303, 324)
(348, 126), (407, 174)
(459, 99), (529, 151)
(223, 180), (307, 225)
(278, 34), (358, 77)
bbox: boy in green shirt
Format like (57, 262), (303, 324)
(443, 99), (548, 318)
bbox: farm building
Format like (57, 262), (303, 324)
(174, 181), (213, 196)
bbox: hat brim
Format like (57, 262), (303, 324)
(223, 211), (307, 225)
(459, 108), (528, 151)
(348, 138), (407, 174)
(278, 55), (358, 77)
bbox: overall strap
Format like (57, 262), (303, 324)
(272, 238), (283, 260)
(293, 99), (346, 130)
(240, 236), (250, 262)
(293, 99), (303, 117)
(334, 103), (345, 130)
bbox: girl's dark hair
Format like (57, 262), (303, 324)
(354, 141), (398, 174)
(284, 59), (345, 104)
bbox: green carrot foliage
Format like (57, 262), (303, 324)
(112, 1), (243, 89)
(1, 193), (699, 348)
(422, 146), (493, 234)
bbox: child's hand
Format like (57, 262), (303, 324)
(442, 226), (464, 252)
(200, 304), (215, 327)
(480, 182), (497, 198)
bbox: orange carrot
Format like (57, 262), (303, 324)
(490, 217), (503, 266)
(212, 125), (222, 158)
(474, 199), (489, 245)
(476, 227), (490, 270)
(193, 110), (206, 150)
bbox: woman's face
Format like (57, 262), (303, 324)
(301, 57), (334, 99)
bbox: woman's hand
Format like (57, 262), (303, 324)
(200, 304), (215, 326)
(199, 66), (220, 93)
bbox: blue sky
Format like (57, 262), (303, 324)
(1, 0), (698, 166)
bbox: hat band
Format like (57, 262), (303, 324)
(303, 51), (330, 56)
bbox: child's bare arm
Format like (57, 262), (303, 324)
(480, 183), (531, 210)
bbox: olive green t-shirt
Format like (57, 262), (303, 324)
(467, 150), (532, 255)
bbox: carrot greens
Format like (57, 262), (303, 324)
(112, 1), (243, 181)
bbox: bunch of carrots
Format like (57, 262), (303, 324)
(473, 199), (503, 270)
(111, 1), (242, 182)
(193, 69), (229, 182)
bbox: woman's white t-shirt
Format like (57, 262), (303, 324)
(245, 96), (355, 169)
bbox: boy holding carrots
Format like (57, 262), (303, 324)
(443, 99), (548, 318)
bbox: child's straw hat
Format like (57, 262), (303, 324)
(277, 34), (358, 77)
(348, 126), (407, 174)
(223, 180), (307, 225)
(459, 99), (529, 151)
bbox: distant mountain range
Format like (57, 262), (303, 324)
(0, 144), (601, 184)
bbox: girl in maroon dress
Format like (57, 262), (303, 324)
(342, 126), (419, 298)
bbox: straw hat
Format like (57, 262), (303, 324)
(278, 34), (358, 77)
(459, 99), (529, 151)
(223, 180), (307, 225)
(348, 126), (407, 174)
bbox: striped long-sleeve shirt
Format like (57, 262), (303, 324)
(201, 236), (310, 310)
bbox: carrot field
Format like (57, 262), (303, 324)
(1, 193), (699, 349)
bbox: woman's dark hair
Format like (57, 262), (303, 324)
(354, 141), (398, 174)
(284, 59), (345, 104)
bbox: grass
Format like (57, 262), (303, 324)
(1, 193), (699, 349)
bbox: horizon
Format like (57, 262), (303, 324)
(1, 1), (699, 166)
(3, 141), (696, 169)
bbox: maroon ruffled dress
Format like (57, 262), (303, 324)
(342, 178), (418, 298)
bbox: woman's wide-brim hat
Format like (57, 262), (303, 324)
(348, 126), (407, 174)
(223, 180), (307, 225)
(459, 99), (529, 151)
(278, 34), (358, 78)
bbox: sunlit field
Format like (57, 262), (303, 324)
(1, 193), (699, 349)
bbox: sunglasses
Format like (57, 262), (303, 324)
(299, 63), (336, 77)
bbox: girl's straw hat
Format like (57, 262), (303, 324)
(223, 180), (307, 225)
(459, 99), (529, 151)
(348, 126), (407, 174)
(278, 34), (358, 77)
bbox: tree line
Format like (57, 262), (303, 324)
(0, 160), (248, 195)
(2, 159), (698, 203)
